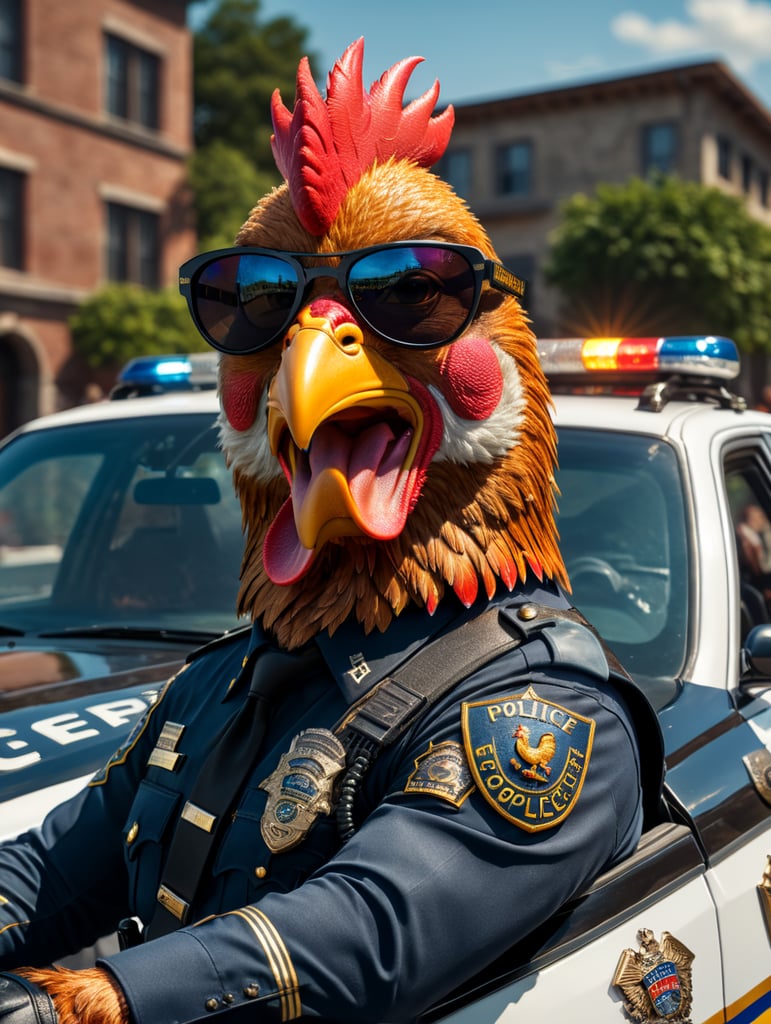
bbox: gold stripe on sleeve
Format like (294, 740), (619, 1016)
(229, 906), (301, 1021)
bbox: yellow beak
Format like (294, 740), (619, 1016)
(266, 308), (425, 551)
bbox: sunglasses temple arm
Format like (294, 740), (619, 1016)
(485, 261), (527, 304)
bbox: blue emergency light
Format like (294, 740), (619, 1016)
(112, 353), (219, 398)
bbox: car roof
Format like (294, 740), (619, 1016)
(552, 390), (771, 437)
(7, 390), (222, 439)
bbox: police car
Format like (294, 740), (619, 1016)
(3, 342), (771, 1021)
(0, 355), (244, 841)
(425, 335), (771, 1024)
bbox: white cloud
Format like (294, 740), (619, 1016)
(612, 0), (771, 72)
(544, 55), (605, 81)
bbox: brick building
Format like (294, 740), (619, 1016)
(0, 0), (194, 435)
(438, 61), (771, 347)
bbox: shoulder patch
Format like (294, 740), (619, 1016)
(404, 740), (474, 808)
(462, 684), (594, 832)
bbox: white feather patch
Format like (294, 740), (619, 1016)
(218, 388), (282, 483)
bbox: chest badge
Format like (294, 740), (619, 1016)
(259, 728), (347, 853)
(462, 684), (595, 832)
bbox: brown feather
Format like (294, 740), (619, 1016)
(223, 161), (566, 649)
(16, 967), (128, 1024)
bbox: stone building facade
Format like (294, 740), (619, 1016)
(0, 0), (194, 435)
(439, 61), (771, 347)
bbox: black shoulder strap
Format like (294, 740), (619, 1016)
(334, 601), (664, 837)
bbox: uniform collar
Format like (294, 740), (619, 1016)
(244, 579), (566, 706)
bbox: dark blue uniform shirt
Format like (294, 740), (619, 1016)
(0, 581), (646, 1023)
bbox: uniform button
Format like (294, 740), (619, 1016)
(254, 866), (267, 879)
(518, 604), (538, 621)
(223, 994), (235, 1004)
(126, 822), (139, 845)
(243, 985), (259, 999)
(204, 999), (219, 1011)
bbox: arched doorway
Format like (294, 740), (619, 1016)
(0, 331), (41, 438)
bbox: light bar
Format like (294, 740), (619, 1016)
(538, 336), (739, 380)
(116, 353), (219, 391)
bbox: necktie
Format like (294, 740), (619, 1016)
(148, 643), (323, 938)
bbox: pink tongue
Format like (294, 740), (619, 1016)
(263, 421), (414, 585)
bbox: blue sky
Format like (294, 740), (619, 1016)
(221, 0), (771, 111)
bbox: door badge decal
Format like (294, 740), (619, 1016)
(462, 684), (594, 832)
(613, 928), (694, 1023)
(743, 748), (771, 805)
(758, 854), (771, 943)
(259, 728), (346, 853)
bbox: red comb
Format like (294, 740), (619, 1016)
(270, 38), (455, 235)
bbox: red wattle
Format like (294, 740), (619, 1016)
(221, 368), (263, 432)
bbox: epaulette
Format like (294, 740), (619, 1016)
(185, 624), (253, 664)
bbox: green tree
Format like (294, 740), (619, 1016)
(187, 140), (275, 250)
(192, 0), (316, 171)
(545, 176), (771, 352)
(188, 0), (317, 247)
(70, 284), (207, 370)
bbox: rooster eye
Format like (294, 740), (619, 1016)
(385, 270), (442, 307)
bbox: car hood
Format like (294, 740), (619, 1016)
(0, 635), (199, 825)
(0, 634), (203, 711)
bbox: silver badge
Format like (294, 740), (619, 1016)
(259, 728), (347, 853)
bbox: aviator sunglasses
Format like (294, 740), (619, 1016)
(178, 241), (527, 354)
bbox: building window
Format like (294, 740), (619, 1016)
(438, 148), (472, 199)
(0, 0), (22, 82)
(106, 202), (160, 287)
(496, 141), (532, 197)
(717, 135), (732, 180)
(760, 170), (769, 208)
(741, 154), (753, 194)
(105, 33), (160, 130)
(642, 122), (678, 175)
(0, 167), (24, 269)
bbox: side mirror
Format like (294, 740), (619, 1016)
(740, 623), (771, 684)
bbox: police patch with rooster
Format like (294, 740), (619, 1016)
(0, 39), (660, 1024)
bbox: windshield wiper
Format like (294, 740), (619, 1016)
(0, 625), (25, 637)
(38, 625), (223, 643)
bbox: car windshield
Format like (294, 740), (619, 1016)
(555, 428), (688, 710)
(0, 414), (244, 636)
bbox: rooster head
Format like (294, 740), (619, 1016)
(187, 39), (567, 648)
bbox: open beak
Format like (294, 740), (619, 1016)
(266, 306), (425, 551)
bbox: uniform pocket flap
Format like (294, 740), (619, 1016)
(123, 779), (181, 861)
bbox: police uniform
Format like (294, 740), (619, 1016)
(0, 580), (653, 1023)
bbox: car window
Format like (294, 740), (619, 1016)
(555, 428), (688, 710)
(0, 414), (244, 637)
(725, 450), (771, 643)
